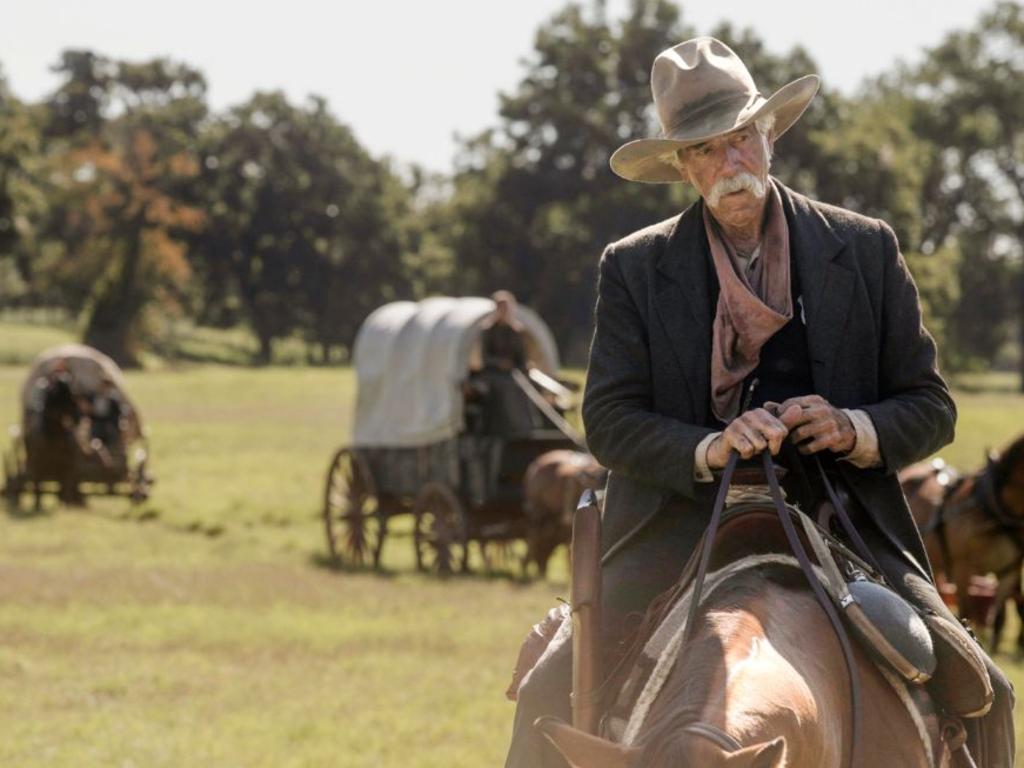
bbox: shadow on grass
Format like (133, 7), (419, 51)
(447, 567), (565, 589)
(309, 551), (399, 579)
(309, 549), (566, 589)
(3, 496), (50, 519)
(148, 344), (258, 368)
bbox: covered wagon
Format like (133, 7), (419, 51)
(3, 344), (152, 507)
(323, 296), (581, 573)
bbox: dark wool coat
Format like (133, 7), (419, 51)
(582, 180), (956, 580)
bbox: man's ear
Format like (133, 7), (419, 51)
(723, 737), (786, 767)
(534, 717), (641, 768)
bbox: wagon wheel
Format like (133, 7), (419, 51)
(413, 481), (469, 575)
(129, 457), (152, 505)
(323, 447), (385, 568)
(2, 450), (20, 505)
(2, 444), (25, 503)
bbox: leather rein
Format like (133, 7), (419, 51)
(679, 450), (866, 768)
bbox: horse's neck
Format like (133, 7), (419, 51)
(642, 585), (843, 766)
(646, 581), (941, 768)
(700, 591), (842, 765)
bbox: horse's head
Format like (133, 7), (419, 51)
(986, 433), (1024, 517)
(535, 717), (786, 768)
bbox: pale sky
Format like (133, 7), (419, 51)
(0, 0), (1000, 171)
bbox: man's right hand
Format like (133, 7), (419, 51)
(705, 405), (803, 469)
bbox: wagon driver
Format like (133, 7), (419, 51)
(504, 37), (1014, 767)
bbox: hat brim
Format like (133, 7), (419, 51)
(609, 74), (820, 184)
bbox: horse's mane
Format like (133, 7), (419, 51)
(636, 563), (807, 766)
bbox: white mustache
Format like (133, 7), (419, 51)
(707, 172), (766, 208)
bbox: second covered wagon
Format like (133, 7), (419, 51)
(323, 296), (581, 573)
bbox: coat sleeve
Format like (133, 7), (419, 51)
(859, 221), (957, 473)
(582, 245), (715, 499)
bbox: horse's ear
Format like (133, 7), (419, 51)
(724, 737), (786, 768)
(534, 717), (640, 768)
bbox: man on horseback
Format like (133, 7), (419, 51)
(505, 37), (1014, 767)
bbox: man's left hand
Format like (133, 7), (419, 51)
(765, 395), (856, 456)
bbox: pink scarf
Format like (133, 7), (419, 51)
(705, 183), (793, 421)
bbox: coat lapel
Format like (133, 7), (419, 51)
(777, 183), (853, 398)
(653, 201), (714, 419)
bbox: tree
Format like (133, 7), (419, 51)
(447, 0), (693, 361)
(39, 52), (207, 365)
(193, 92), (410, 363)
(898, 1), (1024, 383)
(0, 65), (45, 304)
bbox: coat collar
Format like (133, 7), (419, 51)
(653, 179), (853, 406)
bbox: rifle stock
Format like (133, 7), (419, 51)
(571, 488), (603, 733)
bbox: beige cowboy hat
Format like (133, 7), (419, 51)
(610, 37), (820, 183)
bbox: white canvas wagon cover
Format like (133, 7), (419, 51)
(352, 297), (560, 447)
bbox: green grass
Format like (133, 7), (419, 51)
(0, 362), (557, 767)
(0, 317), (324, 369)
(0, 344), (1022, 765)
(0, 319), (76, 365)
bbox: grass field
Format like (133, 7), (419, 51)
(1, 321), (1023, 766)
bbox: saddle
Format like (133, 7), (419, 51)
(599, 498), (938, 740)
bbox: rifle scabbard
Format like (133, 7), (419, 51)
(571, 489), (603, 734)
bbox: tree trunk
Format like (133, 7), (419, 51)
(82, 231), (144, 367)
(255, 332), (273, 366)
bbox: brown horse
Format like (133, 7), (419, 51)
(903, 433), (1024, 651)
(523, 450), (607, 576)
(536, 562), (952, 767)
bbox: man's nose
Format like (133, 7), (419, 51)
(723, 144), (744, 169)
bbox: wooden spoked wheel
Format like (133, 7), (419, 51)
(413, 481), (468, 575)
(323, 448), (385, 568)
(2, 444), (25, 503)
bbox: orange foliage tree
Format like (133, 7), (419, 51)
(42, 53), (207, 365)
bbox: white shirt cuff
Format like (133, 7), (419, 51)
(841, 408), (882, 469)
(694, 431), (721, 483)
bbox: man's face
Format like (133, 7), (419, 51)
(678, 123), (774, 232)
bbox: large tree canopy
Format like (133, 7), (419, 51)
(192, 92), (411, 363)
(36, 52), (207, 366)
(445, 0), (693, 361)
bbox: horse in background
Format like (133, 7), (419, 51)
(522, 450), (607, 577)
(536, 562), (953, 767)
(903, 433), (1024, 652)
